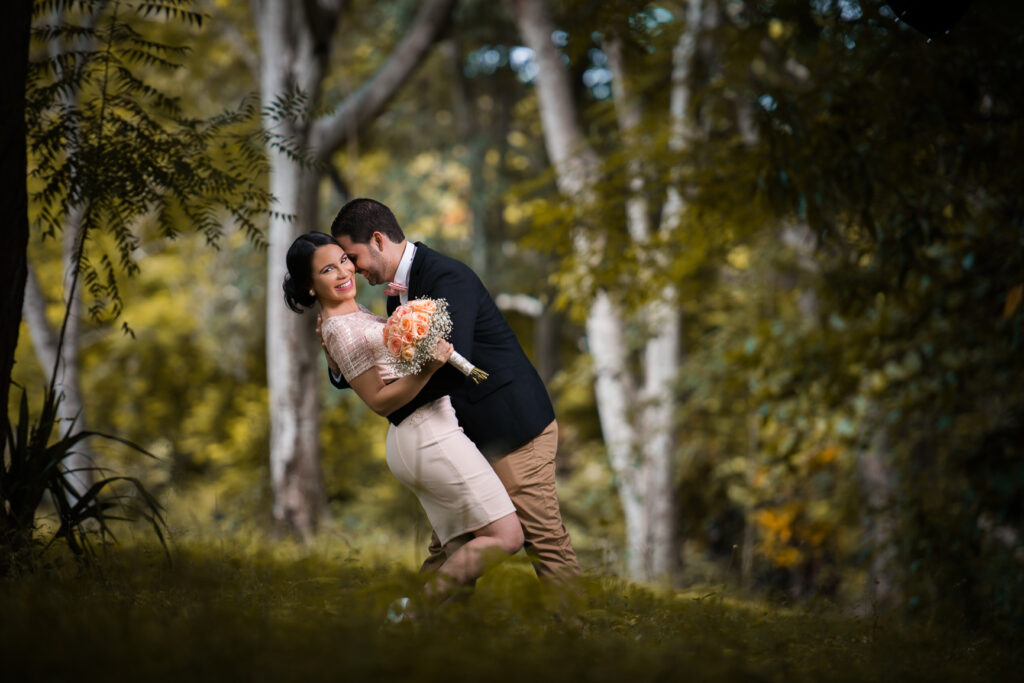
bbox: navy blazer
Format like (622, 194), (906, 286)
(331, 242), (554, 457)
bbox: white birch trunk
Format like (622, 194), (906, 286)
(23, 211), (94, 500)
(638, 1), (706, 579)
(510, 0), (703, 582)
(606, 30), (690, 580)
(508, 0), (601, 202)
(856, 416), (900, 610)
(256, 0), (328, 539)
(23, 12), (99, 500)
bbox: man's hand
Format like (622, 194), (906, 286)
(317, 313), (340, 375)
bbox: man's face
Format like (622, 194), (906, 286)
(335, 234), (389, 286)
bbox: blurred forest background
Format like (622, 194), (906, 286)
(3, 0), (1023, 637)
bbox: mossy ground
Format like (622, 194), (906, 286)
(1, 538), (1018, 682)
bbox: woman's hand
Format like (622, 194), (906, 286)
(426, 339), (453, 370)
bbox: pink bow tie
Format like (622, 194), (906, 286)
(383, 281), (408, 297)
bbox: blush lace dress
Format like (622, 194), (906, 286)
(322, 306), (515, 544)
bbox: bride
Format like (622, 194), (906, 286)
(283, 231), (523, 604)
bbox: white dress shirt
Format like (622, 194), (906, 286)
(392, 241), (417, 305)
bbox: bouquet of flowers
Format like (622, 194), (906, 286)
(382, 298), (489, 384)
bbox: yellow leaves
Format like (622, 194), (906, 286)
(768, 19), (788, 41)
(503, 202), (526, 225)
(757, 505), (797, 541)
(353, 43), (374, 60)
(1004, 284), (1023, 319)
(755, 501), (836, 569)
(815, 446), (839, 466)
(726, 245), (751, 270)
(770, 547), (802, 569)
(376, 152), (469, 241)
(506, 130), (529, 149)
(507, 152), (532, 171)
(408, 151), (442, 176)
(756, 503), (800, 568)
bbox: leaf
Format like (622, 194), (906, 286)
(1003, 284), (1023, 320)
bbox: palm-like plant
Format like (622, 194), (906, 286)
(2, 383), (167, 569)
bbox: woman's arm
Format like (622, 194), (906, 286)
(348, 340), (452, 417)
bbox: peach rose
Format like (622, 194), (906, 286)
(407, 311), (430, 336)
(410, 300), (436, 315)
(386, 335), (403, 357)
(400, 344), (416, 360)
(410, 319), (429, 339)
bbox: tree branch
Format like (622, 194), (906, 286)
(310, 0), (456, 161)
(495, 292), (544, 318)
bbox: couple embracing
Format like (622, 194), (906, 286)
(283, 198), (579, 607)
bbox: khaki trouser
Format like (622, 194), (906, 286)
(419, 420), (581, 581)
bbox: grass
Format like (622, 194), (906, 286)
(0, 537), (1019, 683)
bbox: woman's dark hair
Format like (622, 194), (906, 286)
(283, 232), (340, 313)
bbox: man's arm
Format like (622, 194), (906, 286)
(329, 365), (350, 389)
(418, 263), (479, 362)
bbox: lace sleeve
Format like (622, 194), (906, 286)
(322, 316), (377, 383)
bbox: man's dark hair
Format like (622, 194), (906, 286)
(330, 198), (405, 244)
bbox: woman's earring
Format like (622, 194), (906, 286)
(309, 289), (315, 297)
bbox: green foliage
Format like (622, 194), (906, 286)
(1, 383), (168, 571)
(677, 0), (1024, 625)
(512, 0), (1024, 627)
(26, 0), (272, 324)
(0, 541), (1019, 682)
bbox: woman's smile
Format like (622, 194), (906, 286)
(309, 243), (359, 315)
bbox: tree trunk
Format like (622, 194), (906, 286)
(857, 425), (900, 610)
(22, 213), (95, 499)
(606, 31), (686, 580)
(256, 0), (331, 540)
(254, 0), (456, 538)
(0, 0), (31, 454)
(510, 0), (697, 582)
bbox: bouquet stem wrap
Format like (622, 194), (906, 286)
(446, 350), (489, 384)
(382, 298), (489, 384)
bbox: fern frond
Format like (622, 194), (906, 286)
(120, 47), (183, 70)
(32, 1), (104, 20)
(27, 0), (276, 328)
(135, 2), (206, 28)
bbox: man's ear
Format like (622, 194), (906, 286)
(371, 231), (386, 252)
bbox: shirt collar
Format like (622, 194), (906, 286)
(393, 241), (416, 289)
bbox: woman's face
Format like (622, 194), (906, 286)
(310, 244), (356, 305)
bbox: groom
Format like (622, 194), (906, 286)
(327, 197), (580, 581)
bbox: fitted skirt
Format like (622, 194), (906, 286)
(385, 396), (515, 546)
